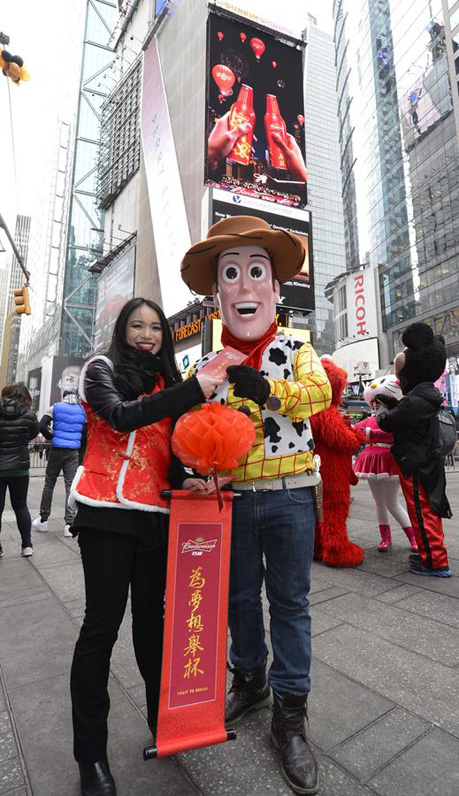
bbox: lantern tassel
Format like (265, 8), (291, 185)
(212, 466), (224, 512)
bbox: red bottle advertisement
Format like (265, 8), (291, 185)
(264, 94), (288, 170)
(228, 84), (255, 166)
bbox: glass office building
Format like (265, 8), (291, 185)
(335, 0), (459, 364)
(334, 0), (360, 269)
(305, 22), (347, 354)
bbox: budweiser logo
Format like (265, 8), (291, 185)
(181, 538), (217, 555)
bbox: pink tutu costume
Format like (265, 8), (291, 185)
(354, 417), (399, 479)
(352, 373), (417, 552)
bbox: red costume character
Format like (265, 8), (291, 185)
(310, 358), (366, 567)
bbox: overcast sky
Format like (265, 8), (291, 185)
(0, 0), (334, 263)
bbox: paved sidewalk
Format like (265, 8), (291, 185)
(1, 473), (459, 796)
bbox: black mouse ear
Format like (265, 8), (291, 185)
(11, 54), (24, 67)
(402, 322), (434, 350)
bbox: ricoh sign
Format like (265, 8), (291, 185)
(345, 269), (378, 341)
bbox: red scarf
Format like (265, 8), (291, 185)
(221, 321), (278, 370)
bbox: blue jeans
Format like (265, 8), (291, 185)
(229, 486), (315, 696)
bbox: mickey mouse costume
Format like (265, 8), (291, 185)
(376, 323), (452, 577)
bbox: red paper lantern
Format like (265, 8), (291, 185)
(272, 60), (277, 68)
(172, 403), (255, 475)
(240, 32), (247, 43)
(217, 31), (224, 41)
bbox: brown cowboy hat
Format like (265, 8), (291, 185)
(180, 215), (306, 295)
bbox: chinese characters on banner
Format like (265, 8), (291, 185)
(155, 493), (233, 757)
(168, 525), (222, 710)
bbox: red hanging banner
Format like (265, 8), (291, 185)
(144, 490), (235, 759)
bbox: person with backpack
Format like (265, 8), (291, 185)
(32, 390), (86, 537)
(0, 383), (39, 558)
(375, 322), (453, 578)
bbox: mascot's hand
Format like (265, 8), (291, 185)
(227, 365), (270, 406)
(375, 393), (398, 410)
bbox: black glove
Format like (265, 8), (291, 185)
(227, 365), (271, 406)
(375, 393), (399, 410)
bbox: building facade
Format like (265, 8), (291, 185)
(333, 0), (459, 392)
(333, 0), (360, 270)
(58, 0), (118, 359)
(0, 215), (31, 385)
(94, 0), (346, 362)
(304, 20), (347, 353)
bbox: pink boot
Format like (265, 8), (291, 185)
(378, 525), (392, 551)
(403, 526), (418, 552)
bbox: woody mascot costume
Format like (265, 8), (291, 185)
(181, 216), (331, 795)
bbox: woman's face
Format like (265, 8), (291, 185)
(125, 304), (163, 354)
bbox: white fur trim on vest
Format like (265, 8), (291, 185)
(78, 355), (114, 403)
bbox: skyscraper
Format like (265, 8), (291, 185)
(0, 214), (31, 384)
(305, 20), (347, 353)
(334, 0), (459, 373)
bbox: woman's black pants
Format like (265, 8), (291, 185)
(70, 528), (167, 763)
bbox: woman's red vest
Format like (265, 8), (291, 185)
(70, 356), (172, 513)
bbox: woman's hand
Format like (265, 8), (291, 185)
(182, 477), (207, 492)
(196, 373), (224, 399)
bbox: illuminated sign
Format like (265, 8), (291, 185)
(205, 12), (307, 209)
(172, 311), (220, 342)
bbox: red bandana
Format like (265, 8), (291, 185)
(221, 321), (278, 370)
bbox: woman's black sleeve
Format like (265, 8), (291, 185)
(28, 413), (40, 440)
(84, 359), (205, 432)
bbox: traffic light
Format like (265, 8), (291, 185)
(14, 285), (31, 315)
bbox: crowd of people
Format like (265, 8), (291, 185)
(0, 216), (455, 796)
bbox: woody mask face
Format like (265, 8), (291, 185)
(213, 246), (280, 340)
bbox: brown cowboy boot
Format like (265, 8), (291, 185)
(271, 692), (318, 794)
(225, 661), (272, 726)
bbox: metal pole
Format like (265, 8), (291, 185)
(0, 214), (31, 282)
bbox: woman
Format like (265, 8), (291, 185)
(70, 298), (221, 796)
(0, 382), (39, 558)
(353, 376), (417, 553)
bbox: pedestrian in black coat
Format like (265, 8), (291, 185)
(0, 382), (39, 557)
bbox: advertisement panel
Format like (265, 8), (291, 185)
(49, 357), (85, 406)
(141, 38), (194, 317)
(205, 12), (307, 209)
(400, 59), (452, 149)
(94, 246), (136, 352)
(27, 367), (42, 411)
(344, 268), (378, 341)
(332, 338), (380, 382)
(210, 190), (314, 312)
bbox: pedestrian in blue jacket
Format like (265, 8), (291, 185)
(32, 390), (86, 536)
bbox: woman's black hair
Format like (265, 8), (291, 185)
(1, 381), (33, 410)
(107, 298), (182, 398)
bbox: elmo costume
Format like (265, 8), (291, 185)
(310, 358), (366, 567)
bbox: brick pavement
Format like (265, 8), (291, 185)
(1, 472), (459, 795)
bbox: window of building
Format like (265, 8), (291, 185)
(97, 58), (142, 209)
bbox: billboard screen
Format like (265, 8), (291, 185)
(49, 357), (85, 405)
(205, 12), (307, 208)
(210, 192), (314, 312)
(27, 367), (42, 411)
(94, 245), (136, 352)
